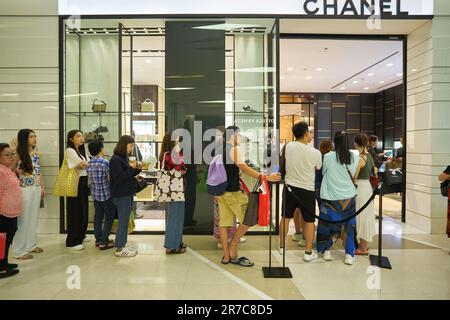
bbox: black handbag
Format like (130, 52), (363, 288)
(441, 180), (449, 197)
(280, 143), (287, 178)
(384, 169), (403, 186)
(136, 179), (148, 193)
(243, 177), (262, 227)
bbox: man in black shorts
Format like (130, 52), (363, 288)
(280, 122), (322, 262)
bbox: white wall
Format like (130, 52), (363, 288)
(406, 0), (450, 233)
(0, 0), (60, 233)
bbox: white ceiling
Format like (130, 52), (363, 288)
(280, 39), (403, 93)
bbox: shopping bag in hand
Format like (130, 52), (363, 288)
(243, 177), (261, 227)
(258, 176), (270, 227)
(0, 233), (6, 260)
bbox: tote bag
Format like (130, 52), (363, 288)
(258, 176), (270, 227)
(243, 177), (262, 227)
(154, 152), (185, 202)
(53, 151), (79, 197)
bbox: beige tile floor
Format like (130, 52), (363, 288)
(1, 199), (449, 300)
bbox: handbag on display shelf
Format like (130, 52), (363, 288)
(92, 99), (107, 113)
(141, 98), (155, 112)
(258, 176), (270, 227)
(243, 177), (262, 227)
(53, 151), (80, 197)
(153, 152), (185, 202)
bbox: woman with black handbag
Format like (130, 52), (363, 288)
(438, 166), (450, 238)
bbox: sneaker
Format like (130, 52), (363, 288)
(344, 254), (355, 265)
(126, 245), (138, 254)
(83, 238), (90, 243)
(239, 237), (247, 243)
(303, 251), (318, 262)
(278, 246), (286, 255)
(322, 250), (332, 261)
(0, 269), (19, 279)
(297, 238), (306, 247)
(292, 233), (302, 242)
(66, 244), (84, 251)
(115, 247), (137, 258)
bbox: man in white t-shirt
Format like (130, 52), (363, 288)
(280, 121), (322, 262)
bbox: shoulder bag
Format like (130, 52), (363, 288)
(153, 152), (185, 202)
(53, 151), (79, 197)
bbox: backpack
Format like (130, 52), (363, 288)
(206, 154), (228, 196)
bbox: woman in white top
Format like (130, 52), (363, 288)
(65, 130), (89, 250)
(12, 129), (44, 260)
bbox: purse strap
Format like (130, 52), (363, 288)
(345, 164), (357, 189)
(252, 175), (263, 192)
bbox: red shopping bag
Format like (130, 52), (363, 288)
(258, 177), (270, 226)
(0, 233), (6, 260)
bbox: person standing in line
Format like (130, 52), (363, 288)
(159, 131), (188, 254)
(438, 165), (450, 239)
(110, 135), (141, 257)
(279, 122), (322, 262)
(0, 143), (22, 279)
(353, 133), (377, 256)
(86, 140), (115, 250)
(65, 130), (89, 251)
(12, 129), (44, 259)
(218, 126), (281, 267)
(317, 131), (359, 265)
(315, 139), (334, 209)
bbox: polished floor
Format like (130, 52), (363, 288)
(1, 212), (449, 300)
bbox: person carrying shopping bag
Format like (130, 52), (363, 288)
(155, 131), (187, 254)
(110, 135), (142, 257)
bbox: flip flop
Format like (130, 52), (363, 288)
(99, 243), (115, 251)
(221, 256), (230, 265)
(230, 256), (254, 267)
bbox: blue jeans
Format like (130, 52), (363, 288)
(165, 201), (185, 250)
(93, 198), (115, 245)
(113, 196), (132, 249)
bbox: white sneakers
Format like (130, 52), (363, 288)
(303, 251), (318, 262)
(115, 246), (137, 258)
(83, 238), (90, 243)
(344, 254), (356, 265)
(322, 250), (332, 261)
(66, 244), (85, 251)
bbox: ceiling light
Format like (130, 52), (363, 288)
(93, 31), (96, 34)
(83, 31), (87, 34)
(340, 87), (346, 90)
(137, 50), (141, 53)
(144, 28), (147, 31)
(280, 76), (285, 80)
(422, 82), (428, 85)
(145, 59), (152, 63)
(130, 28), (134, 31)
(386, 63), (394, 67)
(105, 31), (109, 34)
(411, 69), (417, 72)
(368, 73), (374, 77)
(396, 73), (403, 77)
(306, 76), (312, 80)
(230, 30), (233, 33)
(316, 67), (323, 72)
(364, 87), (370, 90)
(89, 28), (93, 31)
(103, 28), (107, 31)
(287, 67), (293, 71)
(353, 80), (358, 84)
(379, 81), (385, 84)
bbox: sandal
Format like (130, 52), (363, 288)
(30, 247), (43, 253)
(15, 254), (33, 260)
(98, 242), (115, 251)
(96, 240), (113, 247)
(166, 248), (186, 254)
(221, 256), (230, 265)
(230, 256), (254, 267)
(355, 249), (369, 256)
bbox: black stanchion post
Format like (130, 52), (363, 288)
(369, 184), (392, 269)
(263, 181), (292, 278)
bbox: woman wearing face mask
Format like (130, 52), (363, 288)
(65, 130), (89, 251)
(0, 143), (22, 278)
(12, 129), (44, 259)
(110, 135), (141, 257)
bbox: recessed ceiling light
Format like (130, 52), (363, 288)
(386, 63), (394, 67)
(316, 67), (323, 72)
(105, 31), (109, 34)
(422, 82), (428, 85)
(144, 28), (147, 31)
(280, 76), (285, 80)
(340, 87), (346, 90)
(368, 73), (374, 77)
(379, 81), (385, 84)
(411, 69), (417, 72)
(145, 59), (152, 63)
(287, 67), (293, 71)
(83, 31), (87, 34)
(306, 76), (312, 80)
(396, 73), (403, 77)
(353, 80), (358, 84)
(364, 87), (370, 90)
(103, 28), (107, 31)
(93, 31), (96, 34)
(89, 28), (93, 31)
